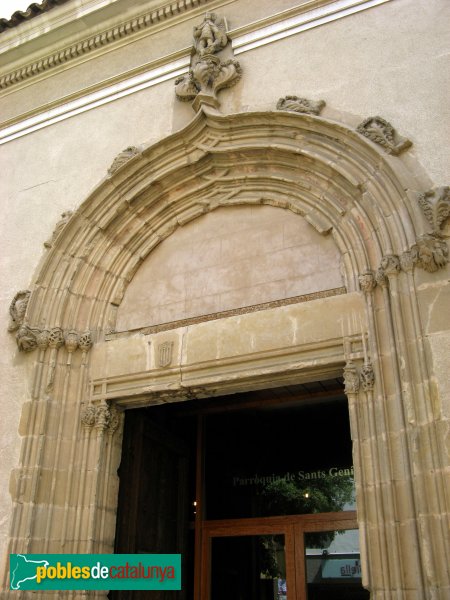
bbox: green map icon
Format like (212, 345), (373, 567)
(10, 554), (49, 590)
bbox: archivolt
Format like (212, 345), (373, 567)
(27, 108), (424, 334)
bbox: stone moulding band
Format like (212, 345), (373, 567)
(231, 0), (390, 55)
(0, 0), (392, 144)
(107, 286), (348, 338)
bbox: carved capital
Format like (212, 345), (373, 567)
(400, 250), (416, 272)
(81, 404), (96, 428)
(360, 361), (375, 392)
(8, 290), (31, 332)
(78, 331), (93, 353)
(358, 270), (376, 294)
(48, 327), (64, 349)
(380, 254), (401, 276)
(95, 403), (110, 432)
(13, 325), (92, 355)
(108, 405), (121, 435)
(65, 330), (79, 354)
(375, 267), (388, 287)
(356, 116), (412, 155)
(417, 187), (450, 234)
(16, 326), (39, 353)
(344, 361), (360, 395)
(81, 402), (120, 435)
(276, 96), (325, 115)
(108, 147), (140, 176)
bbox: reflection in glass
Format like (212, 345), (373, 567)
(205, 399), (356, 520)
(304, 529), (369, 599)
(211, 535), (287, 600)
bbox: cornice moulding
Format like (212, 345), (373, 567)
(230, 0), (390, 54)
(0, 0), (229, 87)
(0, 0), (393, 144)
(0, 0), (391, 93)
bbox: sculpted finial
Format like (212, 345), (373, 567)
(175, 13), (241, 110)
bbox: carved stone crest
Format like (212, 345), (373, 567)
(44, 211), (73, 249)
(356, 116), (412, 155)
(158, 341), (174, 368)
(107, 146), (140, 176)
(276, 96), (325, 115)
(175, 13), (241, 110)
(8, 290), (31, 332)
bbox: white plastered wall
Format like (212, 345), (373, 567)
(0, 0), (448, 577)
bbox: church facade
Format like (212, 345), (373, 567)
(0, 0), (449, 598)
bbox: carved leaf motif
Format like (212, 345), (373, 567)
(192, 58), (221, 90)
(8, 290), (31, 332)
(418, 192), (435, 229)
(108, 147), (140, 176)
(411, 234), (449, 272)
(175, 73), (200, 102)
(211, 59), (242, 94)
(44, 211), (73, 249)
(418, 187), (450, 233)
(437, 196), (450, 231)
(356, 116), (411, 155)
(276, 96), (325, 115)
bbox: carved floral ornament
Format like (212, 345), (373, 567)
(8, 290), (31, 332)
(276, 96), (325, 116)
(175, 13), (242, 110)
(107, 146), (140, 176)
(44, 211), (73, 249)
(357, 187), (450, 290)
(356, 116), (412, 155)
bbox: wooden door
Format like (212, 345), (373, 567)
(111, 409), (189, 600)
(200, 513), (368, 600)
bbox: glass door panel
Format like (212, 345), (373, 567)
(210, 534), (287, 600)
(304, 529), (369, 600)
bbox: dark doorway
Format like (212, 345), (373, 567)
(112, 380), (369, 599)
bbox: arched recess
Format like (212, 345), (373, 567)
(5, 108), (449, 600)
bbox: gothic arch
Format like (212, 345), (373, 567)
(23, 107), (432, 332)
(6, 108), (449, 599)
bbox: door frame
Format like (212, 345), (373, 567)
(199, 511), (359, 599)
